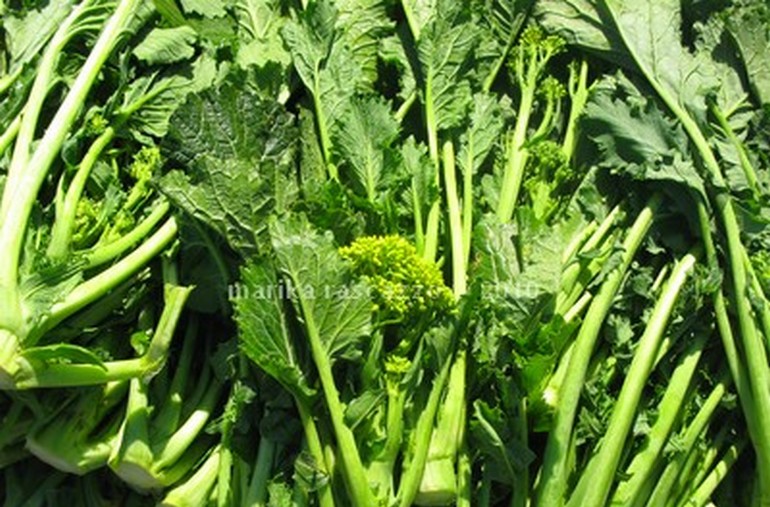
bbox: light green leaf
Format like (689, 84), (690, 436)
(474, 0), (534, 89)
(21, 343), (106, 368)
(458, 94), (508, 177)
(417, 0), (477, 131)
(230, 0), (291, 69)
(270, 216), (372, 361)
(235, 260), (315, 400)
(180, 0), (228, 18)
(335, 0), (393, 87)
(333, 97), (399, 202)
(534, 0), (630, 67)
(133, 26), (198, 65)
(120, 54), (217, 140)
(601, 0), (719, 119)
(3, 1), (74, 67)
(281, 1), (366, 141)
(402, 0), (436, 38)
(280, 1), (337, 93)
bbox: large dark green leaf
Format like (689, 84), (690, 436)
(582, 74), (707, 200)
(159, 77), (297, 256)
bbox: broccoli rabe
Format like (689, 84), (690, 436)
(497, 26), (566, 223)
(339, 235), (454, 322)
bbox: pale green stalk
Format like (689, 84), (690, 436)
(681, 440), (746, 507)
(610, 333), (708, 506)
(645, 380), (729, 506)
(442, 141), (465, 296)
(569, 252), (697, 507)
(536, 194), (661, 506)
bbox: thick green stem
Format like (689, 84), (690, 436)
(395, 91), (417, 123)
(695, 198), (758, 438)
(562, 60), (589, 161)
(160, 447), (220, 507)
(443, 141), (466, 297)
(109, 377), (155, 489)
(424, 203), (441, 263)
(743, 249), (770, 347)
(412, 174), (426, 254)
(569, 253), (697, 507)
(246, 438), (277, 506)
(422, 71), (442, 263)
(296, 401), (335, 507)
(154, 381), (223, 470)
(83, 201), (171, 268)
(675, 424), (730, 503)
(397, 355), (453, 507)
(13, 284), (190, 389)
(618, 19), (770, 499)
(557, 205), (621, 314)
(0, 0), (141, 315)
(0, 65), (24, 97)
(48, 126), (116, 260)
(536, 195), (660, 507)
(710, 102), (760, 198)
(3, 1), (89, 213)
(496, 84), (535, 223)
(645, 380), (728, 506)
(416, 349), (467, 505)
(297, 291), (375, 506)
(610, 333), (707, 506)
(368, 376), (407, 499)
(152, 319), (198, 432)
(462, 135), (474, 267)
(684, 440), (746, 507)
(44, 217), (178, 332)
(0, 115), (21, 158)
(456, 446), (472, 507)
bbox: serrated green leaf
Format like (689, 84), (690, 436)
(280, 1), (337, 93)
(270, 216), (372, 361)
(457, 94), (508, 177)
(402, 0), (436, 38)
(231, 0), (292, 70)
(333, 97), (399, 202)
(335, 0), (393, 87)
(417, 0), (477, 131)
(473, 0), (534, 89)
(120, 54), (217, 140)
(582, 74), (708, 200)
(3, 1), (74, 68)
